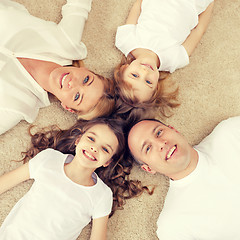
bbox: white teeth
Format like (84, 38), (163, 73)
(84, 150), (96, 160)
(61, 74), (68, 87)
(166, 146), (176, 160)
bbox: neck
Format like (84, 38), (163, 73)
(17, 58), (60, 92)
(131, 48), (160, 68)
(64, 158), (95, 186)
(169, 148), (199, 181)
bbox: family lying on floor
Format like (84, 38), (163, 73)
(1, 0), (239, 240)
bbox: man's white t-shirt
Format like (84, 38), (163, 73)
(157, 116), (240, 240)
(0, 0), (92, 134)
(0, 148), (113, 240)
(115, 0), (213, 73)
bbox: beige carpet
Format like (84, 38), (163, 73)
(0, 0), (240, 239)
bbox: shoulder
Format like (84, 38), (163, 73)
(214, 116), (240, 132)
(29, 148), (62, 167)
(95, 173), (112, 197)
(195, 116), (240, 155)
(203, 116), (240, 143)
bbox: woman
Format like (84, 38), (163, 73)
(0, 0), (115, 135)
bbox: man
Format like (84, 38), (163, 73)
(128, 116), (240, 240)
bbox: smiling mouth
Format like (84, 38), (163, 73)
(60, 74), (69, 88)
(141, 63), (154, 71)
(83, 150), (97, 161)
(166, 145), (177, 160)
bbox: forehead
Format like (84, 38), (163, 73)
(85, 124), (118, 145)
(122, 75), (154, 103)
(128, 120), (165, 151)
(77, 76), (104, 113)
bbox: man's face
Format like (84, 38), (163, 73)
(128, 120), (196, 180)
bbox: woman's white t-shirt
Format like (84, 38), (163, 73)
(0, 0), (92, 134)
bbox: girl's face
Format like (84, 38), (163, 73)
(49, 67), (104, 114)
(123, 58), (159, 102)
(75, 124), (119, 169)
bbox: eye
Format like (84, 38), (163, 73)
(74, 92), (80, 101)
(102, 147), (109, 153)
(88, 136), (95, 142)
(83, 76), (89, 84)
(146, 80), (152, 84)
(132, 73), (138, 78)
(146, 145), (151, 153)
(156, 130), (162, 137)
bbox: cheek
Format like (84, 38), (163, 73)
(153, 73), (159, 84)
(92, 81), (104, 98)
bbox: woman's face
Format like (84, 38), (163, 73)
(49, 67), (104, 114)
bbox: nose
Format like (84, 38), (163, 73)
(90, 146), (97, 153)
(68, 79), (75, 88)
(157, 139), (167, 151)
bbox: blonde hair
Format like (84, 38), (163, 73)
(114, 55), (179, 118)
(72, 60), (116, 120)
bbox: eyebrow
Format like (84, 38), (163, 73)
(141, 125), (159, 153)
(89, 131), (113, 152)
(144, 81), (153, 89)
(88, 75), (94, 86)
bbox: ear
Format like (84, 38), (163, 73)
(141, 164), (156, 175)
(103, 159), (112, 168)
(168, 125), (179, 133)
(61, 103), (76, 113)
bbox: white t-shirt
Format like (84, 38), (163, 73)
(157, 116), (240, 240)
(115, 0), (213, 73)
(0, 148), (113, 240)
(0, 0), (92, 135)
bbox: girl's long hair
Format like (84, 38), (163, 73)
(22, 118), (153, 216)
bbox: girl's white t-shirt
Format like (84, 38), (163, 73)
(0, 149), (113, 240)
(115, 0), (213, 73)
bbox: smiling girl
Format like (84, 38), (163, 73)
(114, 0), (214, 114)
(0, 0), (115, 135)
(0, 118), (150, 239)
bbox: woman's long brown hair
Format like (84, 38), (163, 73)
(22, 118), (153, 217)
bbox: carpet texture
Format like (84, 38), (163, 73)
(0, 0), (240, 239)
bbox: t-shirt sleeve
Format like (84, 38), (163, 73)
(159, 45), (189, 73)
(115, 24), (137, 57)
(29, 149), (53, 180)
(92, 187), (113, 219)
(0, 109), (22, 135)
(58, 0), (92, 45)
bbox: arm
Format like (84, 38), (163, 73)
(182, 2), (214, 56)
(89, 215), (109, 240)
(58, 0), (93, 43)
(0, 163), (30, 195)
(125, 0), (142, 25)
